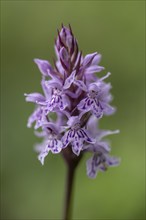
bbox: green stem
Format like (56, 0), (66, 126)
(62, 147), (83, 220)
(63, 165), (76, 220)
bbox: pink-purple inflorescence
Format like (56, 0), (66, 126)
(25, 25), (120, 178)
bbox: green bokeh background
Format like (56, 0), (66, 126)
(1, 1), (145, 219)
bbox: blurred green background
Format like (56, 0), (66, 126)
(1, 1), (145, 219)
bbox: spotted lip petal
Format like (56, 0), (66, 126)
(78, 97), (103, 119)
(37, 136), (63, 165)
(47, 91), (69, 112)
(77, 128), (96, 144)
(62, 116), (95, 155)
(78, 97), (92, 111)
(72, 138), (83, 156)
(62, 130), (73, 148)
(49, 139), (62, 154)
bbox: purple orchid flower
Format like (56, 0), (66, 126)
(62, 116), (95, 156)
(25, 25), (119, 178)
(84, 116), (120, 178)
(35, 123), (63, 165)
(77, 72), (115, 118)
(25, 25), (120, 220)
(86, 153), (120, 179)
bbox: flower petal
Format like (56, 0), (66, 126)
(77, 98), (91, 111)
(85, 65), (105, 74)
(74, 79), (87, 91)
(72, 139), (83, 156)
(34, 59), (52, 77)
(79, 129), (96, 143)
(86, 155), (99, 178)
(67, 116), (80, 127)
(106, 156), (121, 167)
(50, 139), (62, 154)
(38, 141), (50, 165)
(63, 71), (76, 89)
(92, 102), (103, 118)
(83, 52), (97, 68)
(97, 129), (120, 140)
(62, 130), (72, 148)
(62, 94), (71, 109)
(41, 79), (52, 100)
(27, 107), (42, 128)
(24, 93), (45, 103)
(92, 53), (102, 65)
(102, 103), (116, 115)
(59, 47), (70, 70)
(95, 141), (111, 153)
